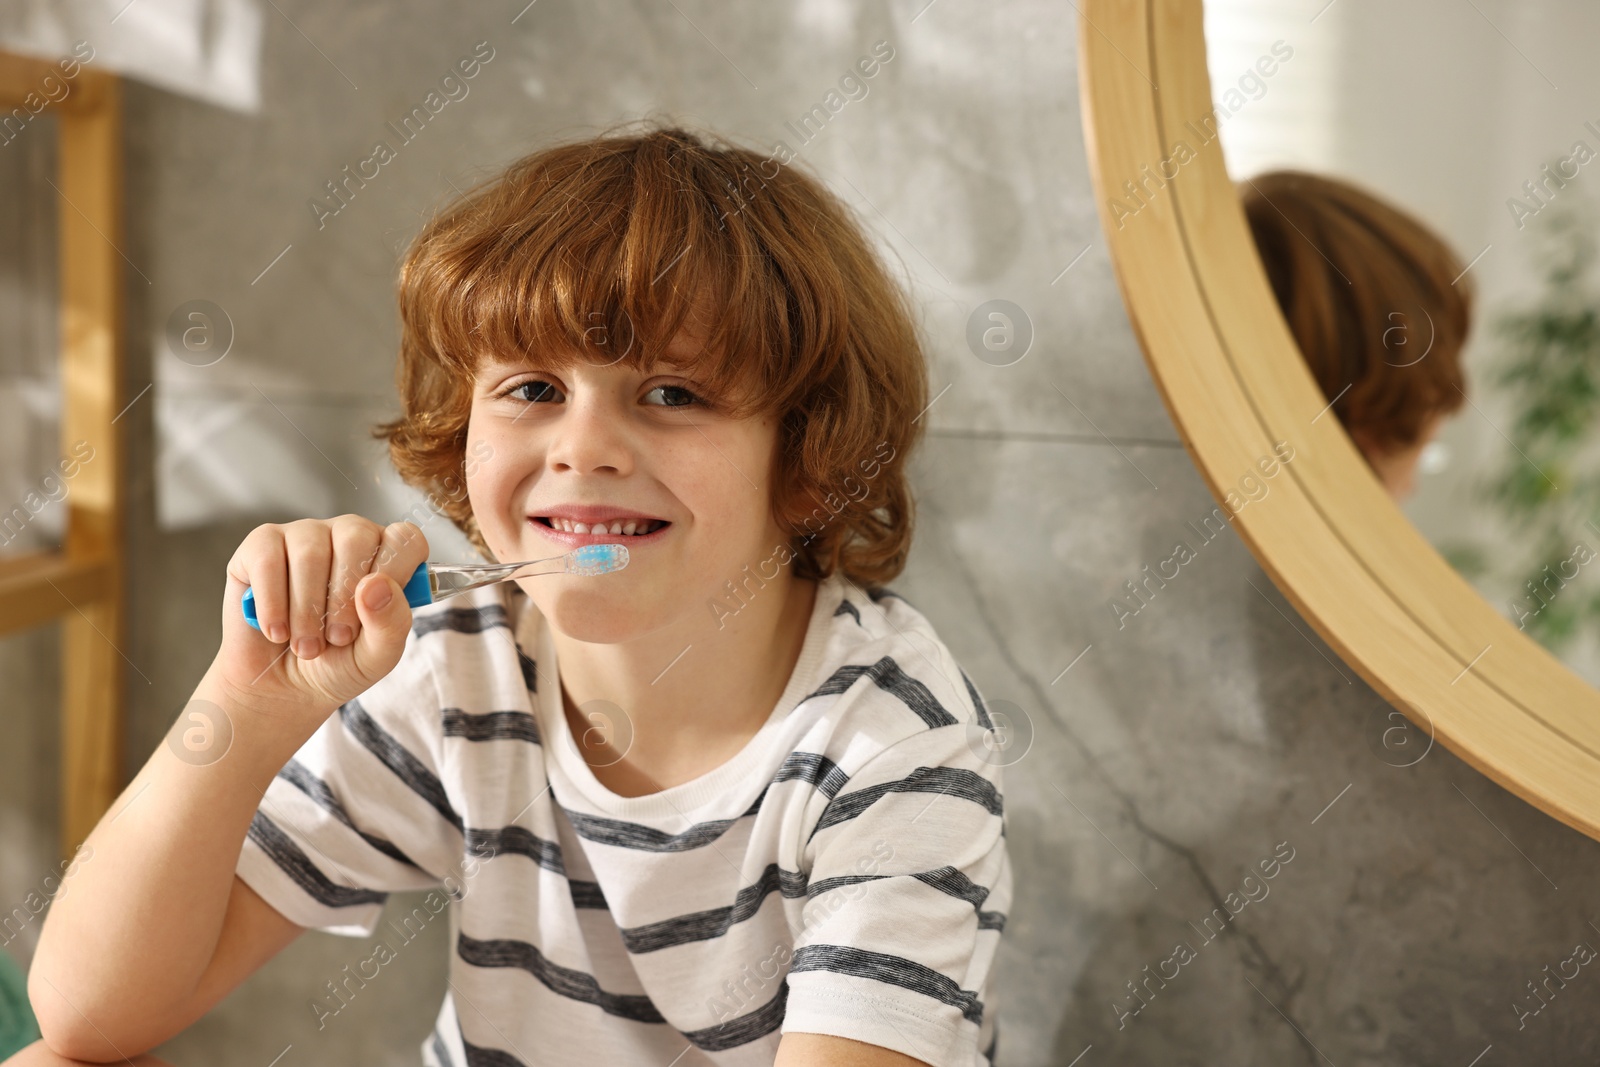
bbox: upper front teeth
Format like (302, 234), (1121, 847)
(552, 518), (659, 535)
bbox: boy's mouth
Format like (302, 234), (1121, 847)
(530, 515), (671, 538)
(526, 502), (675, 548)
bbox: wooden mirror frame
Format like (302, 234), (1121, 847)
(1077, 1), (1600, 840)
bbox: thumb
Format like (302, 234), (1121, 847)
(348, 572), (411, 680)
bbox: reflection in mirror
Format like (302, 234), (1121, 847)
(1237, 169), (1471, 503)
(1206, 0), (1600, 685)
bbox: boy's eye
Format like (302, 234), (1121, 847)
(643, 384), (704, 408)
(495, 379), (563, 404)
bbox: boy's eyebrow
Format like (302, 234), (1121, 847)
(476, 351), (702, 374)
(479, 352), (537, 371)
(475, 353), (569, 376)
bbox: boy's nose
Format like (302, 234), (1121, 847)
(545, 396), (634, 474)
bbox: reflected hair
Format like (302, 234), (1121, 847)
(373, 119), (929, 586)
(1239, 169), (1471, 453)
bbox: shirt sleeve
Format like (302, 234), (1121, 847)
(234, 626), (466, 937)
(784, 718), (1012, 1067)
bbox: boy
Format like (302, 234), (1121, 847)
(28, 123), (1011, 1067)
(1238, 169), (1473, 500)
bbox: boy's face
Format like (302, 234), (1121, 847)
(465, 329), (791, 643)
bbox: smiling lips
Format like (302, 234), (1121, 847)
(531, 508), (668, 543)
(533, 515), (667, 536)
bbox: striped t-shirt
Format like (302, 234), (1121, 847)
(235, 568), (1012, 1066)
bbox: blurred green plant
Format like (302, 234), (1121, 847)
(1467, 188), (1600, 646)
(0, 945), (40, 1057)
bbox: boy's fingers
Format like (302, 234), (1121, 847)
(325, 519), (383, 647)
(230, 527), (289, 643)
(282, 521), (332, 659)
(349, 573), (410, 684)
(372, 521), (429, 593)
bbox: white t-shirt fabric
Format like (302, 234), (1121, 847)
(235, 567), (1012, 1067)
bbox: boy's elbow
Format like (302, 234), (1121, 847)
(34, 1014), (153, 1064)
(28, 965), (85, 1059)
(32, 1009), (110, 1063)
(29, 969), (161, 1063)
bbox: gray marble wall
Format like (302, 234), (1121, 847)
(5, 1), (1600, 1064)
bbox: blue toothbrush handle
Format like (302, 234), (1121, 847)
(241, 563), (434, 632)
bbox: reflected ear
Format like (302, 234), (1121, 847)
(1345, 425), (1381, 463)
(1346, 426), (1424, 501)
(1345, 425), (1398, 491)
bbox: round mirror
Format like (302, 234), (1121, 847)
(1078, 0), (1600, 841)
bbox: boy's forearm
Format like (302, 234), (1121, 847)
(29, 663), (328, 1055)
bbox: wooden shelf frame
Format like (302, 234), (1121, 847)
(0, 50), (125, 860)
(1077, 1), (1600, 840)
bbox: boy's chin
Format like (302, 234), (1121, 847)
(528, 582), (665, 644)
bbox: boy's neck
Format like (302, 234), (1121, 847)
(552, 570), (819, 798)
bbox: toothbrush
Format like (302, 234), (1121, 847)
(240, 543), (630, 632)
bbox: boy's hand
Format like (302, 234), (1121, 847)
(213, 517), (429, 725)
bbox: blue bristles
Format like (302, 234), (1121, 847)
(567, 543), (630, 576)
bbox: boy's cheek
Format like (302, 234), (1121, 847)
(463, 474), (508, 542)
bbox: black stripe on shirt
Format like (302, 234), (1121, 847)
(803, 871), (883, 899)
(457, 932), (666, 1025)
(462, 824), (605, 910)
(910, 866), (1008, 932)
(462, 1039), (525, 1067)
(563, 808), (745, 853)
(618, 862), (807, 953)
(911, 865), (994, 910)
(568, 878), (609, 909)
(801, 656), (958, 729)
(680, 977), (789, 1051)
(465, 824), (564, 874)
(414, 601), (511, 638)
(620, 859), (1004, 955)
(959, 665), (994, 731)
(834, 599), (861, 626)
(790, 942), (985, 1025)
(774, 750), (850, 799)
(340, 699), (464, 833)
(517, 648), (538, 693)
(808, 765), (1003, 843)
(275, 759), (424, 871)
(442, 708), (542, 745)
(805, 867), (1006, 932)
(246, 809), (388, 910)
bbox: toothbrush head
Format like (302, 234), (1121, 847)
(566, 543), (630, 577)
